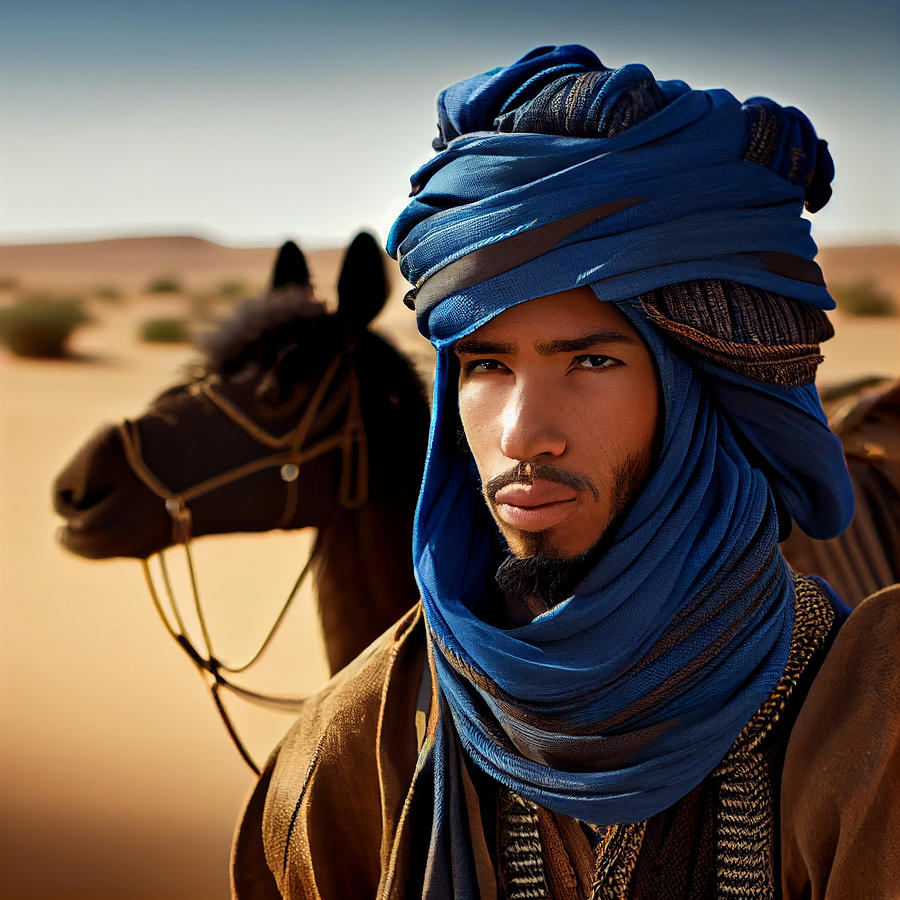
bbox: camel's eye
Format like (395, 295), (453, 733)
(255, 369), (313, 414)
(256, 370), (283, 407)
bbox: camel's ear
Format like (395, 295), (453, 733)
(270, 240), (310, 289)
(337, 232), (387, 332)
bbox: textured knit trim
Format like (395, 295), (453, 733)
(719, 576), (835, 763)
(743, 102), (780, 169)
(710, 575), (836, 899)
(588, 822), (647, 900)
(637, 281), (834, 386)
(498, 787), (552, 899)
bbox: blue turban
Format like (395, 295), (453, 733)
(385, 45), (853, 895)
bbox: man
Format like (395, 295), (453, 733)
(233, 46), (900, 898)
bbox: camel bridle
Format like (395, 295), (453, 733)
(116, 350), (369, 774)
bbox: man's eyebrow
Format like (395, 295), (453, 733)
(453, 338), (515, 356)
(453, 330), (640, 357)
(535, 330), (639, 356)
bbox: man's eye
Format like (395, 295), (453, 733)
(463, 359), (506, 374)
(572, 354), (619, 370)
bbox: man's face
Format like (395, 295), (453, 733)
(455, 287), (660, 558)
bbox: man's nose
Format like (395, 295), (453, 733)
(499, 383), (566, 461)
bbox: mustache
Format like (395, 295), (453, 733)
(483, 461), (600, 503)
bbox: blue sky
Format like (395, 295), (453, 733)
(1, 0), (897, 248)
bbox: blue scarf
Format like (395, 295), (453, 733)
(386, 46), (853, 895)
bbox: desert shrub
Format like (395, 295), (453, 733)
(140, 317), (190, 343)
(146, 274), (182, 294)
(832, 280), (895, 317)
(191, 289), (231, 316)
(216, 279), (248, 298)
(94, 284), (123, 303)
(819, 374), (891, 406)
(0, 295), (92, 357)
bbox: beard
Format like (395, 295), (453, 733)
(495, 543), (602, 618)
(492, 448), (650, 619)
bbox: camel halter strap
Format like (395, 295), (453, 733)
(116, 350), (368, 774)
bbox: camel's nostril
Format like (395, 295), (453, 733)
(56, 483), (114, 513)
(53, 461), (118, 515)
(56, 487), (77, 510)
(53, 479), (82, 515)
(53, 423), (125, 517)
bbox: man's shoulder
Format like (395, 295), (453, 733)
(784, 582), (900, 798)
(267, 601), (425, 791)
(828, 581), (900, 659)
(232, 603), (426, 899)
(796, 581), (900, 729)
(781, 583), (900, 898)
(287, 602), (425, 730)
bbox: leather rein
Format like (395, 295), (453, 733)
(116, 350), (368, 774)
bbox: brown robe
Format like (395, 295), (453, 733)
(232, 583), (900, 899)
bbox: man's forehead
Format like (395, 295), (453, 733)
(452, 289), (644, 355)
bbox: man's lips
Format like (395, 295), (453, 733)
(493, 481), (577, 507)
(492, 480), (578, 531)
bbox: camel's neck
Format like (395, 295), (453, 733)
(313, 495), (419, 674)
(310, 334), (429, 675)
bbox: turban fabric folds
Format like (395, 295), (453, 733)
(385, 46), (854, 896)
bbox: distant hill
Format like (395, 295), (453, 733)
(0, 235), (271, 275)
(0, 235), (349, 299)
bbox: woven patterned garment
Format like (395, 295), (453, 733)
(710, 576), (836, 899)
(636, 281), (834, 387)
(498, 790), (552, 899)
(495, 576), (837, 900)
(586, 823), (646, 900)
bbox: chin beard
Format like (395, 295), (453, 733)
(495, 541), (604, 616)
(493, 448), (650, 618)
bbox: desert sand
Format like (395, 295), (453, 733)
(0, 237), (897, 898)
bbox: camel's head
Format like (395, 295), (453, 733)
(53, 233), (426, 559)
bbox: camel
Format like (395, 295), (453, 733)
(782, 377), (900, 607)
(54, 234), (429, 679)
